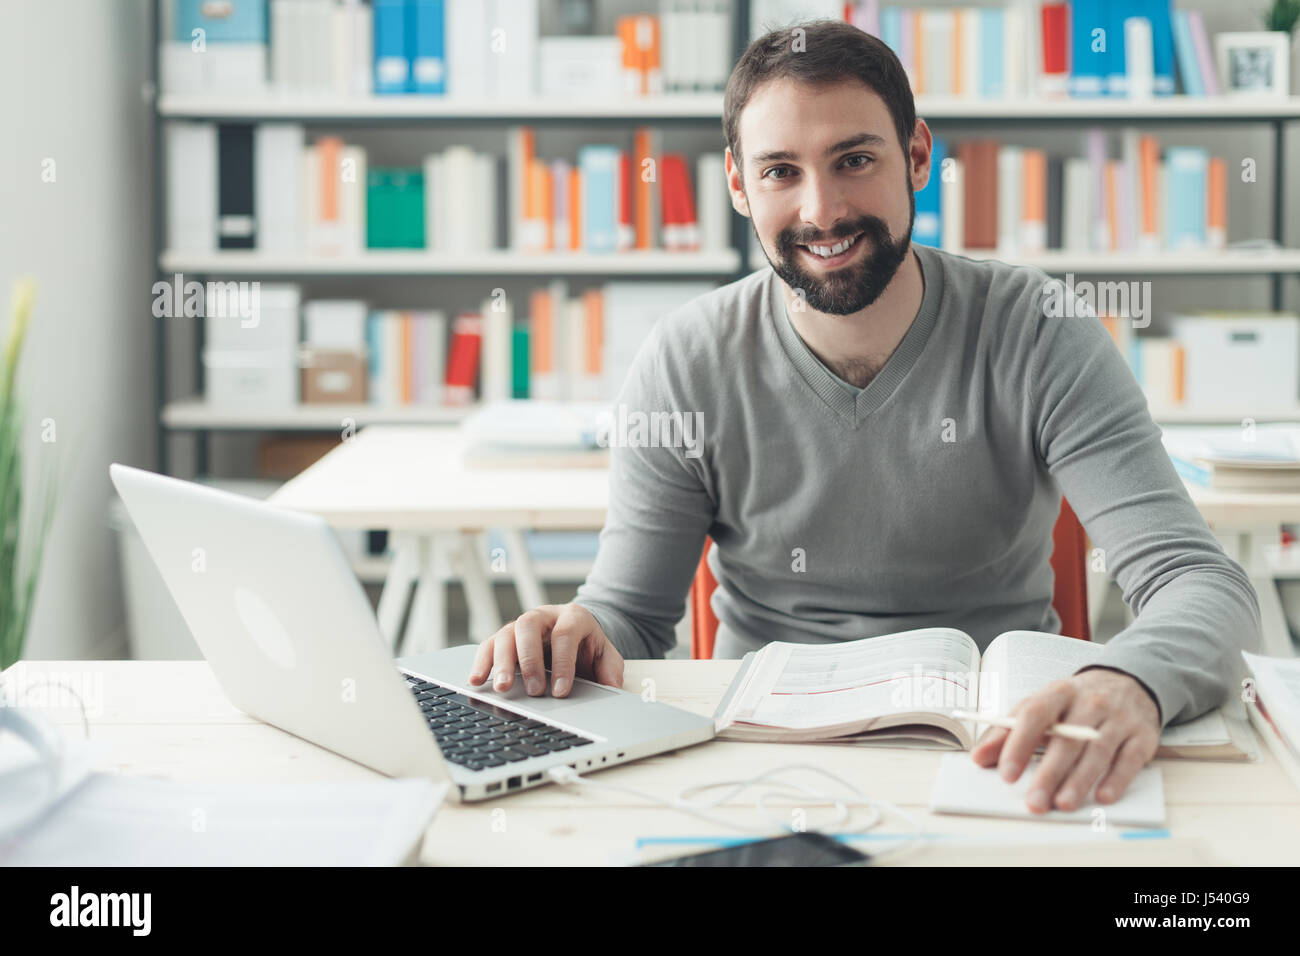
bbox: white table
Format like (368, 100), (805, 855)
(9, 659), (1299, 866)
(269, 426), (608, 654)
(267, 426), (1300, 659)
(1186, 483), (1300, 658)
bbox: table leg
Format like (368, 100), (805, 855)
(405, 533), (448, 655)
(454, 531), (502, 643)
(376, 532), (419, 650)
(503, 528), (547, 612)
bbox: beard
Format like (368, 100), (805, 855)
(756, 184), (915, 316)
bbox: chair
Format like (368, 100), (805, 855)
(689, 498), (1092, 659)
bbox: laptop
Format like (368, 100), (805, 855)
(109, 463), (715, 802)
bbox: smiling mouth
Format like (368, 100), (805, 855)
(797, 232), (865, 262)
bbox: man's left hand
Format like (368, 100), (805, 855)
(970, 669), (1161, 813)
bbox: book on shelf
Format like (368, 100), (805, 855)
(166, 121), (724, 256)
(713, 626), (1256, 759)
(909, 128), (1229, 256)
(750, 0), (1251, 102)
(161, 0), (731, 100)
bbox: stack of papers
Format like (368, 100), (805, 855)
(1162, 424), (1300, 491)
(461, 400), (612, 468)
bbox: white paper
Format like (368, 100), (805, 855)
(0, 774), (448, 867)
(930, 753), (1165, 827)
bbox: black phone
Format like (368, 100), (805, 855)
(640, 831), (871, 867)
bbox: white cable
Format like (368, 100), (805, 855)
(547, 762), (925, 860)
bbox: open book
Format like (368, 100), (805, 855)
(713, 627), (1256, 759)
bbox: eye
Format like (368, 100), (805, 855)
(843, 154), (874, 169)
(762, 166), (793, 181)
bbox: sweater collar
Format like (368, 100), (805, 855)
(768, 242), (944, 427)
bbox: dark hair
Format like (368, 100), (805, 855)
(723, 19), (917, 183)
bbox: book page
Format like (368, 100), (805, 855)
(730, 628), (981, 731)
(981, 630), (1239, 752)
(1243, 651), (1300, 748)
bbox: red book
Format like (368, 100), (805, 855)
(444, 313), (483, 406)
(1040, 3), (1069, 94)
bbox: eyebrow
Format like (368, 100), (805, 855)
(749, 132), (888, 166)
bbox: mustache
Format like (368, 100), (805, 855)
(781, 217), (891, 250)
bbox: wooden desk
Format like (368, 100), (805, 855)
(10, 659), (1299, 866)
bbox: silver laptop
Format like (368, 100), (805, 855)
(109, 463), (715, 802)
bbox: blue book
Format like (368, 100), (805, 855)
(1105, 0), (1129, 96)
(578, 145), (619, 254)
(374, 0), (410, 94)
(1172, 10), (1203, 96)
(977, 8), (1004, 99)
(176, 0), (267, 43)
(912, 138), (945, 248)
(1069, 0), (1107, 97)
(411, 0), (446, 95)
(365, 312), (384, 403)
(1164, 147), (1208, 249)
(1139, 0), (1177, 96)
(879, 7), (902, 58)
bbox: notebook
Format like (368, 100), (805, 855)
(929, 753), (1166, 827)
(713, 627), (1255, 759)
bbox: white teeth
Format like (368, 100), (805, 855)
(805, 234), (859, 257)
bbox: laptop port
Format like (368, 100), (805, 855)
(507, 776), (522, 790)
(527, 773), (542, 783)
(486, 782), (501, 793)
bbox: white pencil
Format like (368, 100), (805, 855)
(948, 709), (1103, 742)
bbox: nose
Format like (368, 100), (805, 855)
(797, 171), (854, 242)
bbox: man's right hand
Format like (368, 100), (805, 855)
(467, 603), (625, 698)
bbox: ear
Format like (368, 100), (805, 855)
(725, 147), (751, 218)
(908, 119), (934, 195)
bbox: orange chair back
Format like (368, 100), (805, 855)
(690, 498), (1091, 659)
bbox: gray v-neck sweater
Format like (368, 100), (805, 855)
(573, 243), (1261, 728)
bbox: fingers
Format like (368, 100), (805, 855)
(1096, 736), (1155, 804)
(997, 679), (1074, 786)
(1023, 692), (1110, 813)
(549, 604), (598, 697)
(511, 607), (556, 695)
(467, 629), (501, 685)
(970, 724), (1009, 767)
(591, 634), (625, 689)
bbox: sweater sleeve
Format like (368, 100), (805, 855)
(1029, 282), (1261, 727)
(572, 324), (716, 659)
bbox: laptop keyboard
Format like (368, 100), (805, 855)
(402, 672), (596, 773)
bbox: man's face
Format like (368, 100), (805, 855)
(727, 78), (926, 315)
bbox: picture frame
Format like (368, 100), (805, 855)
(1215, 31), (1291, 97)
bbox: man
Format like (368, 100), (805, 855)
(468, 20), (1261, 813)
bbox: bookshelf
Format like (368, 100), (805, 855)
(151, 0), (1300, 463)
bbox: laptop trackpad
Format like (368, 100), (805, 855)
(468, 672), (621, 714)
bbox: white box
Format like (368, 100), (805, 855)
(203, 349), (299, 408)
(204, 283), (300, 351)
(538, 37), (622, 98)
(304, 299), (368, 347)
(1170, 312), (1300, 409)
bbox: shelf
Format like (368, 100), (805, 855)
(163, 398), (470, 430)
(750, 247), (1300, 275)
(157, 93), (725, 120)
(159, 248), (741, 276)
(911, 95), (1300, 121)
(156, 93), (1300, 122)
